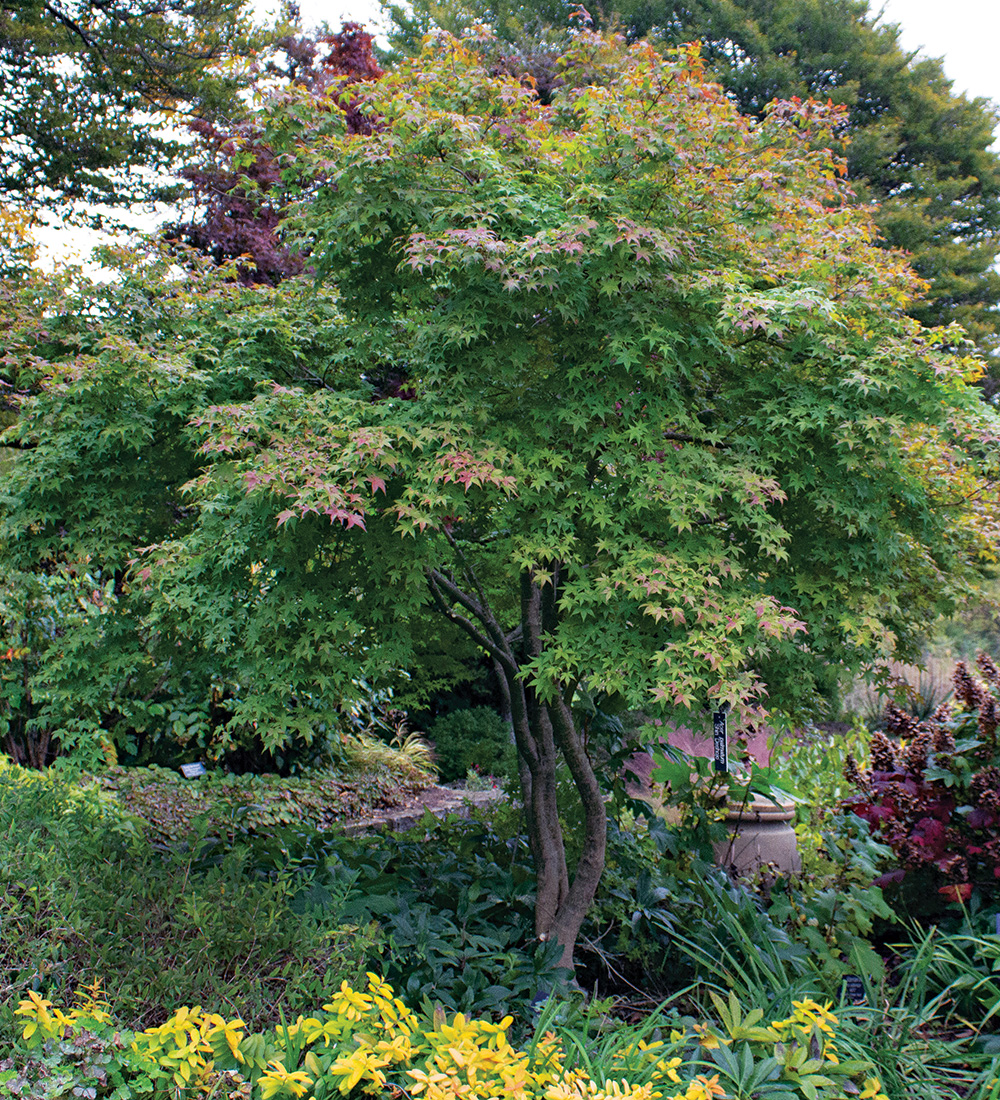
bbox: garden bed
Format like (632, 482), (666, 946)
(90, 747), (436, 844)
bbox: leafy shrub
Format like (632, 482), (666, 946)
(0, 552), (418, 778)
(262, 816), (568, 1025)
(7, 974), (892, 1100)
(0, 761), (377, 1037)
(842, 654), (1000, 914)
(778, 722), (871, 866)
(762, 812), (896, 977)
(0, 567), (124, 770)
(425, 707), (512, 783)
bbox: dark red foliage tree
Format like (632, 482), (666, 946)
(165, 22), (383, 285)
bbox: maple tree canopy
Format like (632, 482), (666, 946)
(205, 29), (999, 722)
(388, 0), (1000, 388)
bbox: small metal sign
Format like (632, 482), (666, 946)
(179, 762), (207, 778)
(843, 975), (866, 1004)
(712, 709), (728, 773)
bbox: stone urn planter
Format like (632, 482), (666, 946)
(713, 793), (801, 875)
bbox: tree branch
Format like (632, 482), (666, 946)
(43, 1), (100, 54)
(430, 560), (512, 656)
(442, 524), (499, 630)
(662, 430), (730, 449)
(426, 568), (516, 674)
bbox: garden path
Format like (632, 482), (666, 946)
(343, 783), (504, 834)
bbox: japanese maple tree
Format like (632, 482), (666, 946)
(5, 29), (1000, 969)
(169, 31), (997, 966)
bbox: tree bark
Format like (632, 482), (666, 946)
(547, 694), (607, 968)
(426, 556), (608, 972)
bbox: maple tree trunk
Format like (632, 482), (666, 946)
(426, 560), (608, 973)
(3, 654), (52, 768)
(501, 667), (607, 971)
(547, 696), (607, 969)
(511, 570), (607, 971)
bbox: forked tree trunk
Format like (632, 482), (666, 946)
(427, 557), (607, 972)
(506, 684), (607, 970)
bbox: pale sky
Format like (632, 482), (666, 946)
(878, 0), (1000, 109)
(35, 0), (1000, 267)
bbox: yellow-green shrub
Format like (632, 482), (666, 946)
(11, 975), (888, 1100)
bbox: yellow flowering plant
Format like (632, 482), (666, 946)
(688, 991), (882, 1100)
(13, 980), (117, 1050)
(14, 991), (76, 1050)
(259, 1059), (314, 1100)
(130, 1004), (253, 1095)
(12, 976), (889, 1100)
(203, 972), (423, 1097)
